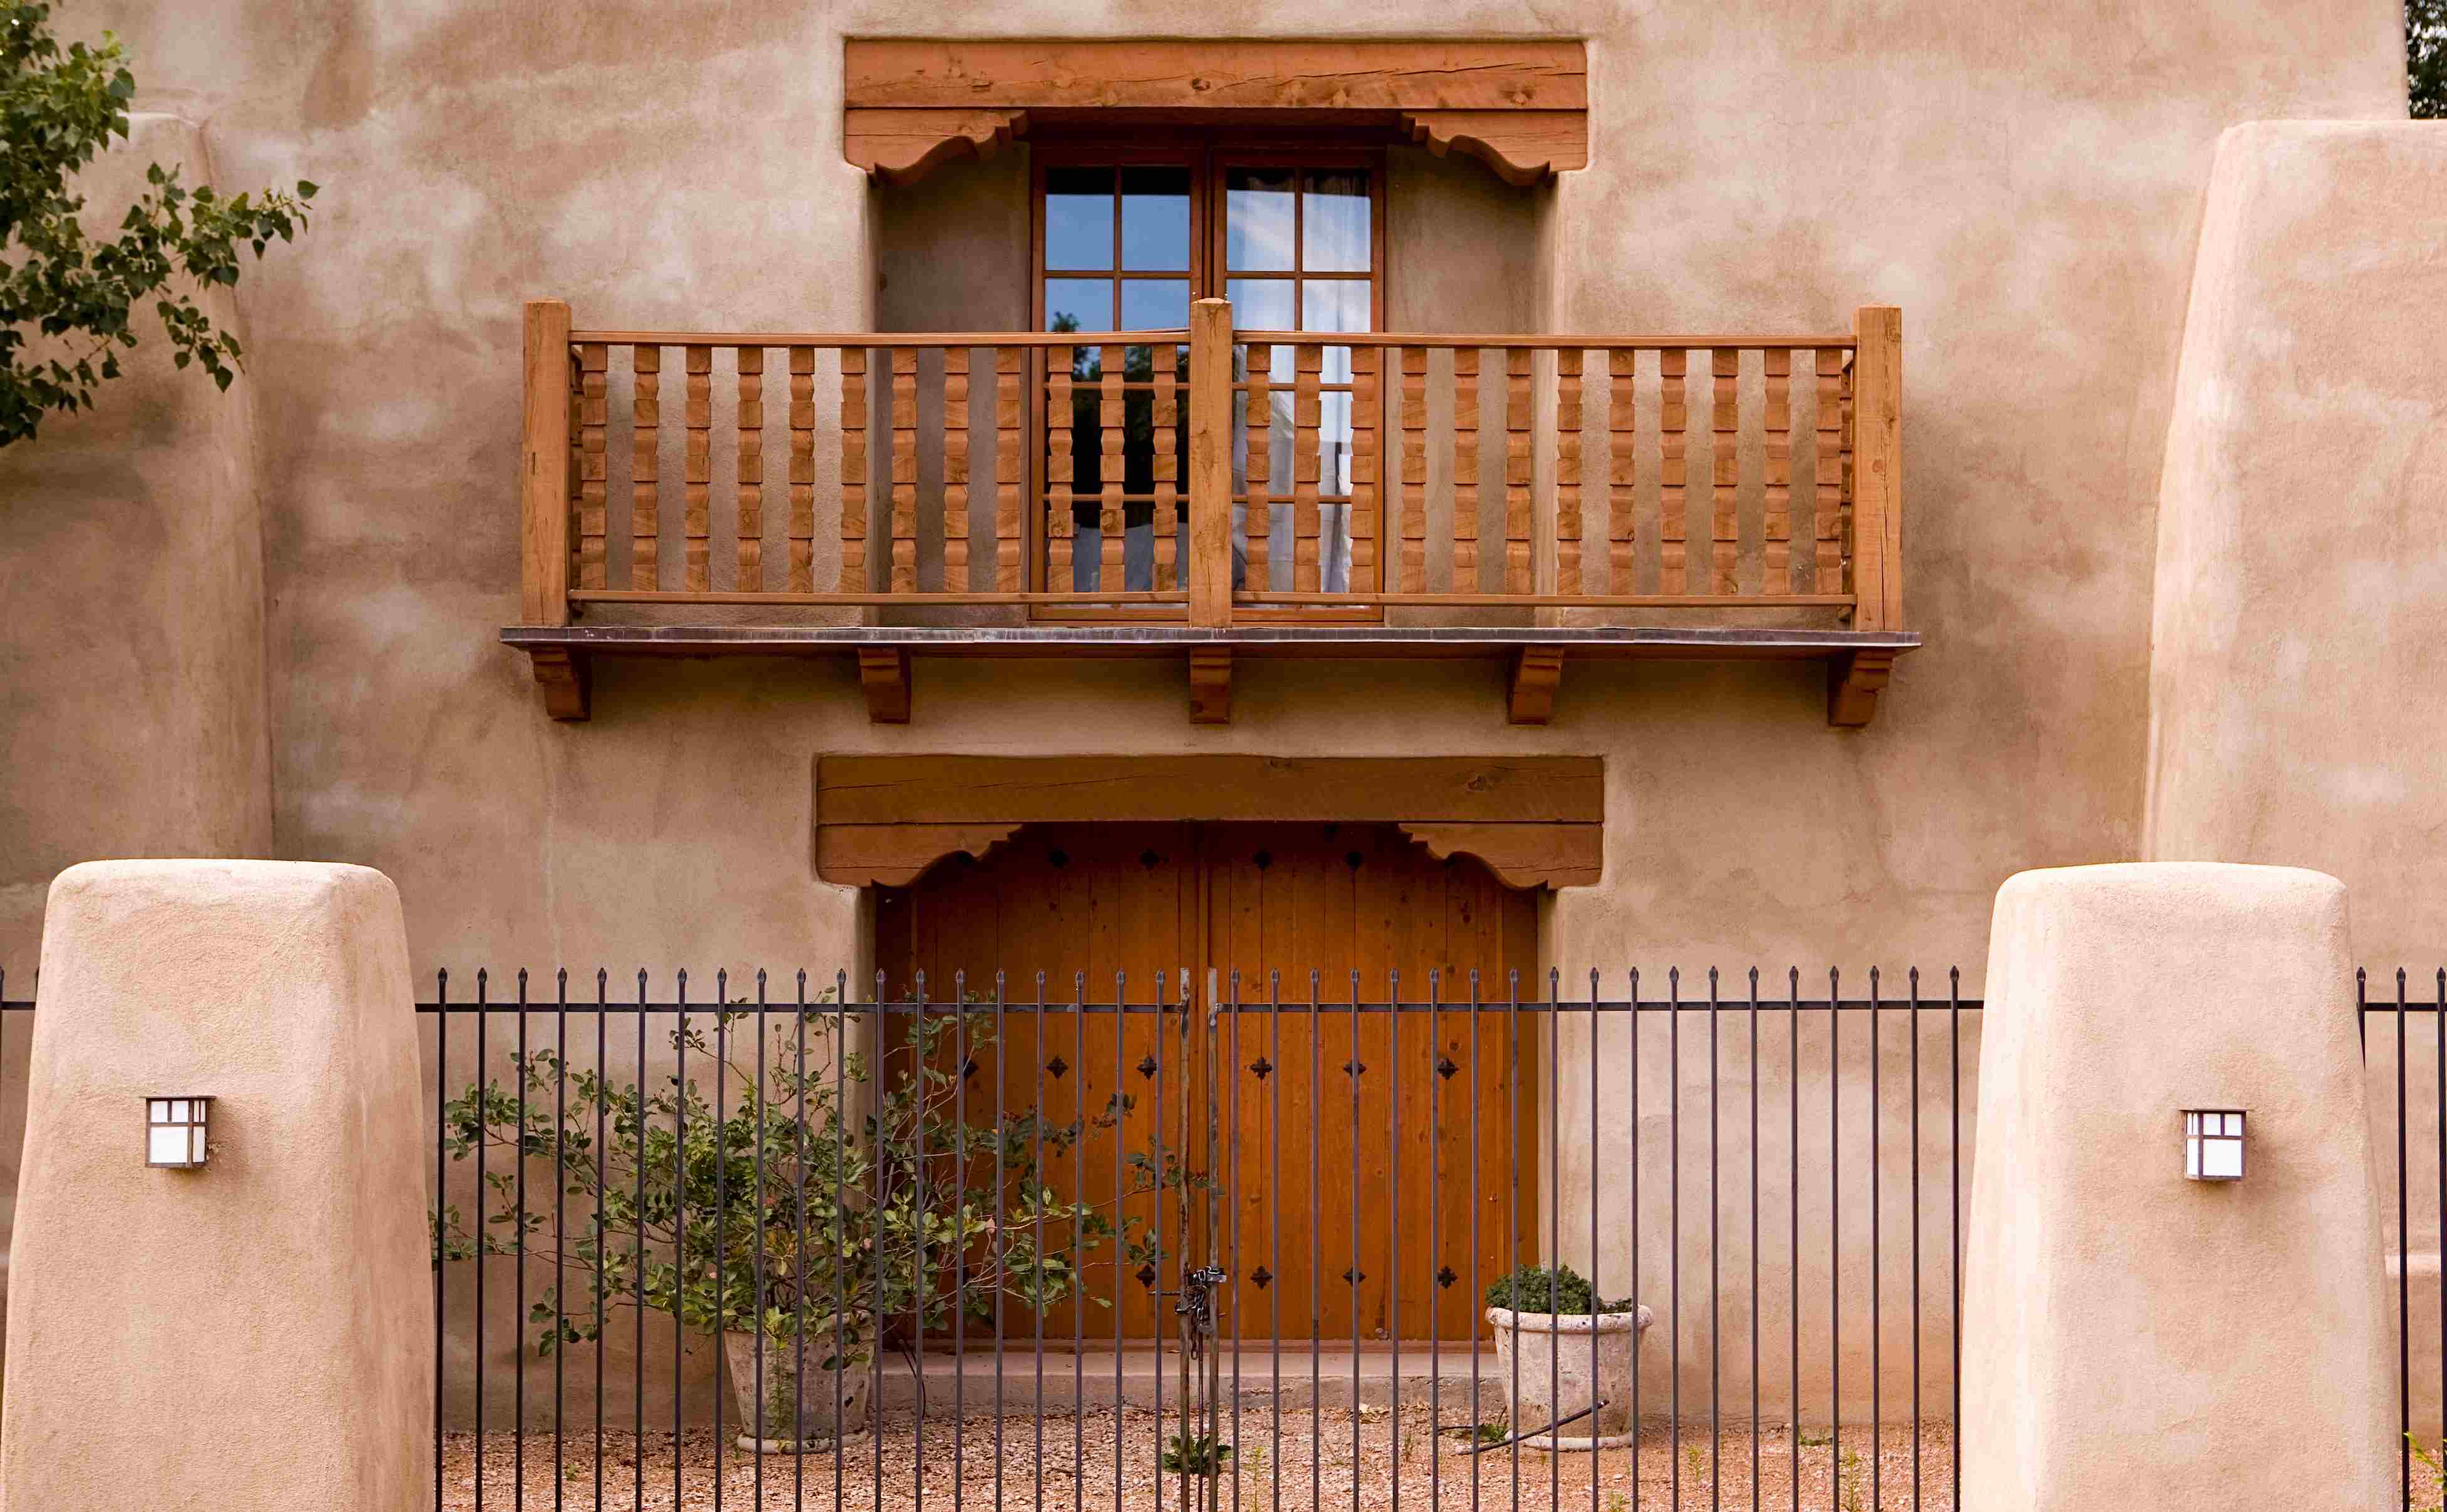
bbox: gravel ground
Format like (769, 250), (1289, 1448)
(442, 1405), (1979, 1510)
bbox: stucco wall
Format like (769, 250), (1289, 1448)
(16, 0), (2416, 1429)
(0, 113), (273, 967)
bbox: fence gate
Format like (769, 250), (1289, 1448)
(423, 963), (1981, 1511)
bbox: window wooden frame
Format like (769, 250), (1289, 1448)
(1026, 135), (1389, 624)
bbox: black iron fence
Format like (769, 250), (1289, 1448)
(2360, 969), (2447, 1509)
(421, 967), (1981, 1511)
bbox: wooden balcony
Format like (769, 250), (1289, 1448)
(506, 299), (1913, 725)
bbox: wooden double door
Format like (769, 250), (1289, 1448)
(876, 820), (1542, 1345)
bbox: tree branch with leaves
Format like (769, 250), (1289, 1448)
(1, 2), (315, 446)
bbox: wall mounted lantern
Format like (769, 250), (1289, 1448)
(145, 1096), (212, 1168)
(2184, 1108), (2244, 1182)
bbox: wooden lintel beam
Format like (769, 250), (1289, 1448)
(1828, 648), (1900, 727)
(1507, 646), (1567, 725)
(1188, 647), (1232, 725)
(858, 646), (913, 723)
(527, 646), (590, 720)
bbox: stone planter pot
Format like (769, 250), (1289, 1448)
(722, 1320), (875, 1453)
(1485, 1304), (1655, 1450)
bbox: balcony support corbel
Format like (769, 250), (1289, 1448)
(1507, 646), (1567, 725)
(858, 647), (913, 723)
(1189, 647), (1232, 724)
(1828, 648), (1899, 727)
(529, 646), (591, 721)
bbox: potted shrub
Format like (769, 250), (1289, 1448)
(435, 994), (1177, 1451)
(1483, 1264), (1652, 1450)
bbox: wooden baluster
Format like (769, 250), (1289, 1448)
(889, 347), (918, 595)
(1349, 347), (1379, 595)
(1814, 348), (1845, 597)
(1555, 348), (1583, 597)
(1187, 301), (1233, 625)
(1606, 349), (1636, 594)
(1851, 306), (1903, 630)
(994, 349), (1023, 592)
(1047, 349), (1076, 588)
(1398, 347), (1428, 594)
(1763, 349), (1793, 594)
(1451, 348), (1480, 589)
(1658, 349), (1689, 595)
(1504, 348), (1534, 594)
(735, 347), (764, 592)
(838, 347), (868, 592)
(577, 343), (608, 590)
(1243, 344), (1271, 591)
(1711, 347), (1740, 595)
(787, 347), (814, 593)
(942, 347), (971, 591)
(568, 350), (582, 591)
(1100, 342), (1125, 592)
(518, 299), (572, 626)
(684, 345), (712, 592)
(1153, 343), (1179, 591)
(631, 345), (661, 589)
(1292, 344), (1323, 592)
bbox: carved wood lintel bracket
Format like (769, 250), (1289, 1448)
(1828, 648), (1900, 727)
(816, 755), (1605, 890)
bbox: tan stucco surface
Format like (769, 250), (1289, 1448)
(2145, 120), (2447, 968)
(1, 861), (430, 1511)
(4, 0), (2415, 1429)
(1960, 863), (2391, 1509)
(0, 114), (273, 967)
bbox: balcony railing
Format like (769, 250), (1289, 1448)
(511, 299), (1911, 725)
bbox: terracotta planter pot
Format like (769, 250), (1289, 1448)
(1485, 1304), (1655, 1450)
(721, 1320), (875, 1453)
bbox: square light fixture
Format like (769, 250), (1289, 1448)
(2184, 1108), (2244, 1182)
(145, 1096), (212, 1168)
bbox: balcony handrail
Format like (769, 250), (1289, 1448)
(518, 298), (1902, 635)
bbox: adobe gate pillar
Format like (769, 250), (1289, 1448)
(1960, 863), (2391, 1509)
(0, 861), (431, 1511)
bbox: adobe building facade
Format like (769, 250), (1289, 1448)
(0, 0), (2434, 1429)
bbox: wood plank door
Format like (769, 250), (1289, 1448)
(876, 819), (1539, 1344)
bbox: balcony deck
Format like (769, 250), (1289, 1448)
(508, 300), (1912, 727)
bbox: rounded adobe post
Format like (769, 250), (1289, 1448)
(1, 861), (432, 1512)
(1960, 862), (2389, 1509)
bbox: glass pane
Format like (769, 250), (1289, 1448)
(2186, 1138), (2200, 1178)
(149, 1126), (187, 1164)
(1120, 167), (1191, 271)
(1302, 281), (1371, 384)
(1124, 389), (1155, 497)
(1228, 280), (1296, 382)
(2204, 1140), (2243, 1179)
(168, 1100), (187, 1122)
(1304, 169), (1372, 272)
(1045, 279), (1113, 333)
(1044, 167), (1113, 271)
(1118, 280), (1189, 331)
(1320, 391), (1352, 495)
(1226, 167), (1296, 271)
(2184, 1112), (2199, 1135)
(191, 1128), (208, 1163)
(2224, 1113), (2244, 1135)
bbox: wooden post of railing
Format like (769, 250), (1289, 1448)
(1851, 305), (1903, 631)
(1187, 297), (1234, 626)
(519, 299), (574, 626)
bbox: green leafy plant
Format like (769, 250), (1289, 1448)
(1483, 1263), (1634, 1316)
(2414, 0), (2444, 120)
(1, 2), (316, 446)
(434, 997), (1191, 1389)
(1839, 1446), (1864, 1512)
(2411, 1433), (2444, 1512)
(1159, 1431), (1234, 1478)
